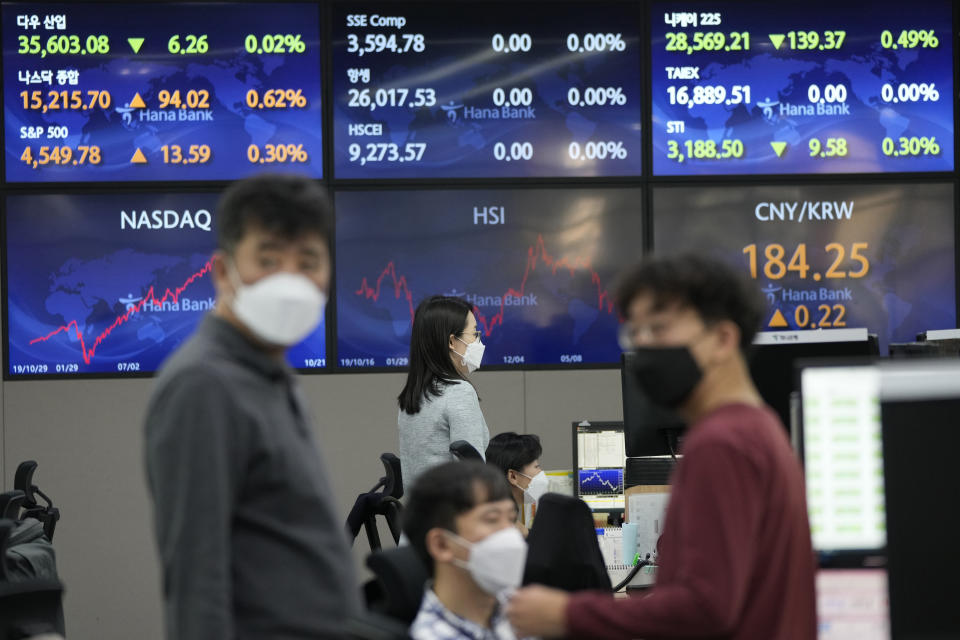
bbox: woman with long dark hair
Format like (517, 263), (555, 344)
(398, 295), (490, 487)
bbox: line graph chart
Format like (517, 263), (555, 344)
(337, 187), (643, 367)
(578, 468), (624, 495)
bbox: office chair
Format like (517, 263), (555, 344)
(0, 492), (24, 521)
(524, 493), (612, 591)
(365, 544), (430, 626)
(0, 520), (65, 640)
(449, 440), (483, 461)
(346, 453), (404, 552)
(14, 462), (60, 542)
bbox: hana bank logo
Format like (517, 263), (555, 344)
(757, 97), (779, 124)
(761, 284), (781, 305)
(441, 100), (464, 123)
(118, 293), (143, 312)
(115, 103), (139, 129)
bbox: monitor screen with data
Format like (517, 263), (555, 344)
(574, 421), (626, 512)
(800, 364), (885, 552)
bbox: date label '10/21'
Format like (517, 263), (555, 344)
(742, 243), (869, 281)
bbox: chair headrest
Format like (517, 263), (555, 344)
(449, 440), (483, 461)
(524, 494), (612, 591)
(379, 453), (404, 500)
(366, 545), (430, 625)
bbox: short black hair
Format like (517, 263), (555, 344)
(216, 173), (332, 254)
(485, 432), (542, 476)
(615, 253), (763, 350)
(402, 461), (513, 573)
(398, 296), (475, 415)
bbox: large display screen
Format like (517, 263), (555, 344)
(2, 3), (323, 182)
(335, 188), (642, 368)
(5, 193), (326, 377)
(651, 1), (954, 175)
(331, 3), (643, 178)
(652, 183), (955, 351)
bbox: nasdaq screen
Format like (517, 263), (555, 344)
(331, 3), (643, 178)
(5, 193), (326, 376)
(651, 1), (954, 175)
(652, 183), (956, 351)
(335, 188), (642, 368)
(2, 2), (323, 182)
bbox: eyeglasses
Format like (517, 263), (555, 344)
(460, 330), (482, 341)
(617, 322), (668, 350)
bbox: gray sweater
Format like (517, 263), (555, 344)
(398, 379), (490, 487)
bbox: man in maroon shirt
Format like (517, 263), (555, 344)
(507, 254), (816, 639)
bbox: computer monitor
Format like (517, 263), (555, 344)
(620, 352), (684, 457)
(880, 361), (960, 639)
(887, 342), (952, 359)
(752, 328), (878, 432)
(572, 421), (625, 513)
(797, 362), (886, 559)
(816, 569), (889, 640)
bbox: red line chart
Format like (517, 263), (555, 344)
(354, 234), (617, 336)
(28, 261), (213, 365)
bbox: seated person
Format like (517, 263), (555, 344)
(403, 460), (528, 640)
(485, 432), (548, 535)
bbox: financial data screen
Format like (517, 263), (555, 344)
(331, 3), (643, 178)
(651, 1), (954, 175)
(2, 3), (323, 182)
(817, 569), (890, 639)
(801, 366), (885, 552)
(335, 188), (641, 369)
(652, 183), (956, 352)
(5, 193), (326, 377)
(576, 425), (626, 511)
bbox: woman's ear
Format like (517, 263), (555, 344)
(506, 469), (520, 487)
(449, 333), (459, 353)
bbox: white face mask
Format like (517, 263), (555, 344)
(445, 526), (527, 596)
(518, 470), (550, 505)
(452, 336), (485, 372)
(229, 265), (326, 346)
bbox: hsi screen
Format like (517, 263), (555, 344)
(335, 188), (642, 368)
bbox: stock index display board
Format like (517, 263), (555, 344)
(1, 0), (959, 376)
(335, 188), (643, 368)
(331, 3), (643, 178)
(651, 1), (954, 175)
(4, 193), (327, 377)
(652, 183), (956, 351)
(2, 2), (323, 182)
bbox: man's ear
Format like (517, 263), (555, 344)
(506, 469), (520, 487)
(711, 319), (742, 364)
(211, 250), (231, 297)
(425, 527), (456, 564)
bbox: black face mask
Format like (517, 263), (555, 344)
(629, 346), (703, 408)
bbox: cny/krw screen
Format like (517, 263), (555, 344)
(652, 183), (955, 351)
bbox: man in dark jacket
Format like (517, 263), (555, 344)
(145, 175), (359, 640)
